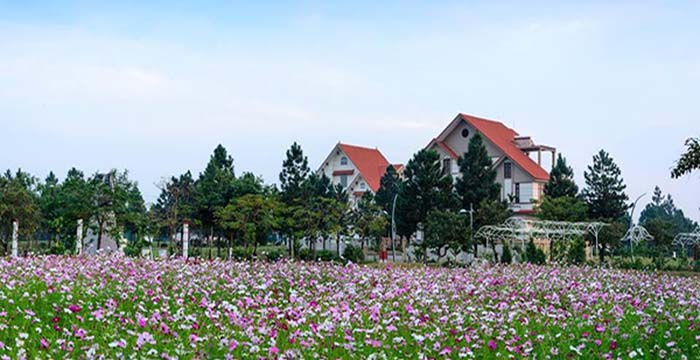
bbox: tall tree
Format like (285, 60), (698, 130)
(544, 154), (579, 198)
(38, 172), (63, 247)
(0, 169), (39, 254)
(375, 165), (401, 214)
(153, 171), (195, 251)
(58, 168), (94, 252)
(671, 137), (700, 178)
(194, 144), (236, 258)
(399, 149), (455, 259)
(455, 133), (500, 210)
(582, 150), (629, 221)
(88, 170), (136, 251)
(278, 142), (311, 257)
(351, 192), (388, 257)
(473, 199), (512, 259)
(640, 186), (698, 234)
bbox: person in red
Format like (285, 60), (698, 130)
(379, 238), (388, 263)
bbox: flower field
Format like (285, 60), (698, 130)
(1, 257), (699, 359)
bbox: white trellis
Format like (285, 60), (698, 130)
(672, 231), (700, 256)
(475, 217), (606, 254)
(621, 225), (653, 257)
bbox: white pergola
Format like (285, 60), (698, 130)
(672, 231), (700, 256)
(475, 217), (606, 253)
(621, 225), (653, 257)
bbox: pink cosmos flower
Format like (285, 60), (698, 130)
(269, 346), (279, 355)
(488, 339), (497, 350)
(68, 304), (81, 313)
(40, 338), (49, 349)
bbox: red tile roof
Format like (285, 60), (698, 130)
(458, 114), (549, 181)
(338, 143), (391, 192)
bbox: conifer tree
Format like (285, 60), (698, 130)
(375, 165), (401, 214)
(582, 150), (629, 221)
(455, 133), (500, 210)
(544, 154), (578, 198)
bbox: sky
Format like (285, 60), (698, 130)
(0, 1), (698, 221)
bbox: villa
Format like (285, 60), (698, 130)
(317, 143), (402, 204)
(427, 113), (555, 214)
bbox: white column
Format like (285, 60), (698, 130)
(183, 221), (190, 259)
(11, 219), (19, 257)
(76, 219), (84, 255)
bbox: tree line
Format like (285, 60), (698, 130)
(1, 134), (698, 261)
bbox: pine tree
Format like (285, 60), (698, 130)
(278, 142), (311, 257)
(582, 150), (629, 221)
(375, 165), (401, 214)
(639, 186), (698, 234)
(400, 149), (455, 232)
(194, 144), (236, 258)
(544, 154), (578, 198)
(279, 142), (310, 206)
(455, 133), (500, 210)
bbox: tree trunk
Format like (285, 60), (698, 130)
(217, 232), (221, 259)
(336, 234), (340, 256)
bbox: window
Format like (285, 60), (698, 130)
(340, 156), (348, 166)
(340, 175), (348, 187)
(515, 183), (521, 203)
(461, 128), (470, 138)
(360, 182), (366, 189)
(504, 162), (512, 179)
(442, 158), (451, 175)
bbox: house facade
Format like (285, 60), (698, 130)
(427, 113), (555, 215)
(317, 143), (402, 204)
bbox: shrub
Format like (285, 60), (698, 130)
(567, 238), (586, 265)
(525, 239), (546, 265)
(230, 246), (253, 260)
(316, 250), (338, 262)
(264, 248), (285, 262)
(501, 243), (512, 264)
(48, 242), (66, 255)
(343, 244), (364, 263)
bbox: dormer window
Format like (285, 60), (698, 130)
(340, 156), (348, 166)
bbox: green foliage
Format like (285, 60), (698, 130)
(536, 196), (588, 222)
(424, 210), (471, 260)
(342, 244), (364, 263)
(399, 149), (456, 235)
(567, 237), (587, 265)
(544, 154), (579, 198)
(279, 142), (310, 207)
(194, 144), (237, 243)
(640, 186), (697, 235)
(375, 165), (401, 214)
(455, 133), (500, 211)
(525, 238), (546, 265)
(48, 241), (66, 255)
(644, 217), (675, 256)
(230, 246), (254, 260)
(351, 193), (388, 251)
(263, 248), (286, 262)
(671, 137), (700, 178)
(0, 169), (40, 253)
(501, 243), (512, 264)
(216, 193), (281, 251)
(582, 150), (629, 222)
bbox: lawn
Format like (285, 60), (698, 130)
(0, 256), (698, 359)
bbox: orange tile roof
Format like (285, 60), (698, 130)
(338, 143), (391, 192)
(458, 114), (549, 181)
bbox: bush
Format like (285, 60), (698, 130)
(501, 243), (512, 264)
(342, 244), (364, 263)
(316, 250), (338, 262)
(567, 238), (586, 265)
(48, 242), (66, 255)
(264, 248), (285, 262)
(230, 246), (253, 260)
(525, 239), (546, 265)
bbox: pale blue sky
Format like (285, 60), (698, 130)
(0, 1), (698, 220)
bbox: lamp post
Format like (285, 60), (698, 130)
(460, 203), (475, 261)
